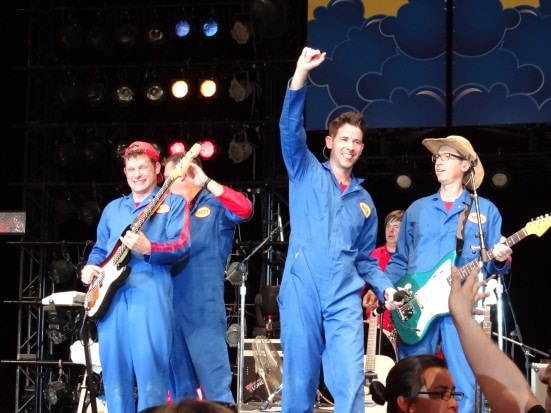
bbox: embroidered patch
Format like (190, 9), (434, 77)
(195, 206), (211, 218)
(157, 204), (170, 213)
(359, 202), (371, 218)
(468, 212), (487, 224)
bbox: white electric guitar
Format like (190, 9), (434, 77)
(364, 313), (395, 411)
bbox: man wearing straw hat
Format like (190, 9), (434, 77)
(385, 135), (513, 412)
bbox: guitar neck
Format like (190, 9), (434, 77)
(457, 227), (529, 281)
(365, 316), (377, 371)
(130, 176), (174, 233)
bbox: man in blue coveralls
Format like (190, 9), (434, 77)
(164, 153), (252, 408)
(81, 141), (191, 412)
(278, 47), (402, 413)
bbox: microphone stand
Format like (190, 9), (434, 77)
(226, 224), (285, 408)
(469, 165), (490, 413)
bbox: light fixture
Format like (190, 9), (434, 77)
(49, 259), (77, 285)
(144, 81), (166, 105)
(171, 79), (190, 99)
(145, 16), (167, 46)
(58, 13), (83, 50)
(114, 83), (136, 106)
(225, 323), (240, 347)
(228, 130), (254, 164)
(86, 81), (109, 108)
(202, 17), (219, 37)
(79, 201), (101, 227)
(58, 81), (83, 110)
(489, 170), (511, 190)
(169, 141), (187, 156)
(250, 0), (285, 38)
(86, 22), (113, 52)
(394, 171), (415, 191)
(199, 139), (217, 160)
(44, 379), (72, 405)
(44, 302), (78, 345)
(229, 72), (254, 102)
(230, 14), (252, 44)
(117, 22), (139, 49)
(175, 19), (191, 38)
(199, 79), (217, 98)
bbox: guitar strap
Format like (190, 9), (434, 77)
(455, 199), (473, 260)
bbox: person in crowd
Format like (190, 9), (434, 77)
(448, 266), (546, 413)
(80, 141), (191, 412)
(164, 153), (252, 405)
(384, 134), (513, 412)
(278, 46), (401, 413)
(143, 398), (236, 413)
(369, 267), (547, 413)
(362, 209), (404, 333)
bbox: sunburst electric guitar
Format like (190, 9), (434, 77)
(364, 313), (395, 411)
(392, 214), (551, 345)
(84, 143), (200, 321)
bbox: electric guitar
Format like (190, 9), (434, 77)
(392, 214), (551, 345)
(84, 144), (200, 320)
(364, 313), (395, 411)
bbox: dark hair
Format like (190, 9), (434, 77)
(142, 399), (235, 413)
(384, 209), (404, 226)
(370, 355), (448, 413)
(328, 111), (367, 138)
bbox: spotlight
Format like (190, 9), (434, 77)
(200, 79), (217, 98)
(144, 82), (166, 105)
(171, 79), (189, 99)
(58, 14), (83, 51)
(44, 379), (72, 405)
(114, 83), (136, 106)
(229, 72), (253, 102)
(489, 170), (511, 189)
(117, 22), (139, 49)
(79, 201), (101, 227)
(394, 171), (415, 191)
(202, 18), (219, 37)
(228, 131), (254, 164)
(169, 141), (187, 155)
(175, 19), (191, 38)
(146, 23), (167, 46)
(58, 82), (83, 109)
(230, 14), (252, 44)
(86, 81), (109, 108)
(200, 140), (217, 160)
(86, 24), (113, 52)
(225, 323), (240, 347)
(49, 260), (77, 285)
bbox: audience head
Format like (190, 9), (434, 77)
(143, 399), (236, 413)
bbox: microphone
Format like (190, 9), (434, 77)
(277, 214), (284, 242)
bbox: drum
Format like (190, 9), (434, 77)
(531, 362), (549, 406)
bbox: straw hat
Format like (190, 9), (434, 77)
(422, 135), (484, 190)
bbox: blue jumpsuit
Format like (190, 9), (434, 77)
(169, 186), (252, 404)
(278, 84), (394, 413)
(87, 188), (190, 413)
(385, 189), (510, 413)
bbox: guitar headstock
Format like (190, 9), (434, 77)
(525, 213), (551, 237)
(170, 143), (201, 180)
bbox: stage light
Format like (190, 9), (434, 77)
(58, 82), (83, 109)
(200, 79), (217, 98)
(79, 201), (101, 227)
(144, 82), (166, 105)
(171, 79), (189, 99)
(49, 259), (77, 285)
(86, 81), (108, 108)
(489, 170), (511, 190)
(229, 72), (254, 102)
(86, 24), (113, 52)
(225, 323), (240, 347)
(202, 18), (219, 37)
(58, 13), (83, 51)
(200, 140), (217, 160)
(146, 23), (167, 46)
(230, 15), (252, 44)
(228, 131), (254, 164)
(114, 83), (136, 106)
(175, 19), (191, 38)
(44, 379), (72, 405)
(117, 22), (139, 49)
(394, 171), (415, 191)
(169, 141), (187, 155)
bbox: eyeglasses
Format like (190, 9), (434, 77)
(417, 390), (464, 401)
(431, 153), (466, 163)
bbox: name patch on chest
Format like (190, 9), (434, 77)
(359, 202), (371, 218)
(468, 212), (487, 225)
(157, 204), (170, 214)
(195, 206), (211, 218)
